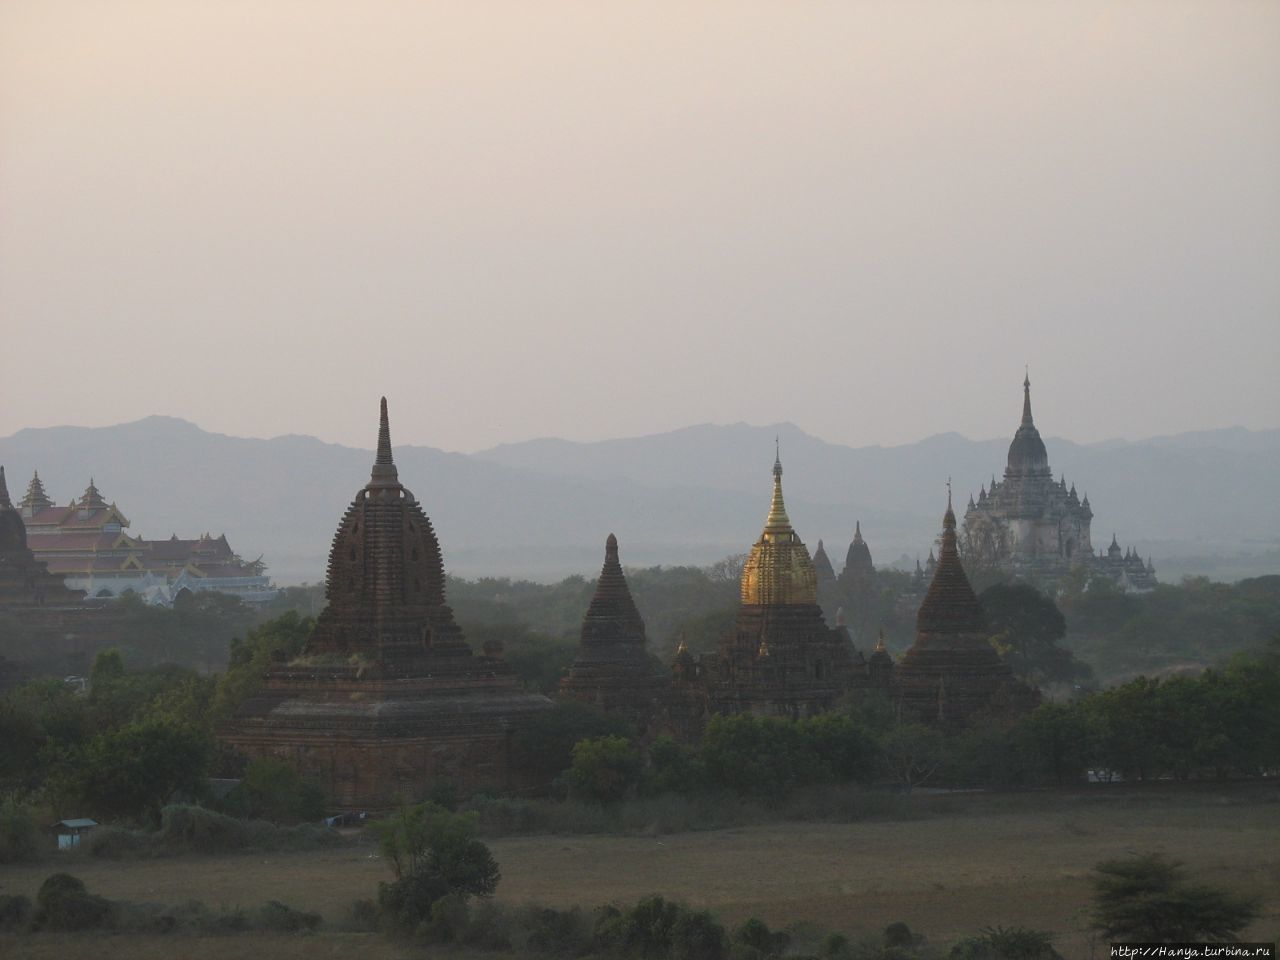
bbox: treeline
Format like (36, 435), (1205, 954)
(553, 640), (1280, 805)
(1060, 574), (1280, 683)
(0, 616), (325, 826)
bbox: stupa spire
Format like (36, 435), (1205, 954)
(1022, 369), (1033, 426)
(0, 466), (10, 510)
(764, 444), (791, 533)
(369, 396), (400, 488)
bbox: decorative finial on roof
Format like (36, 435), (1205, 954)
(1022, 370), (1034, 426)
(606, 532), (618, 562)
(369, 396), (400, 488)
(853, 520), (863, 544)
(764, 447), (791, 533)
(0, 466), (10, 509)
(21, 470), (52, 513)
(944, 478), (955, 530)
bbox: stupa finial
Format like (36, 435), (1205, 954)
(369, 396), (400, 488)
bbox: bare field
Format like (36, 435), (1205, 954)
(2, 785), (1277, 959)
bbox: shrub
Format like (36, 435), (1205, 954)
(1091, 853), (1260, 943)
(592, 895), (727, 960)
(947, 926), (1060, 959)
(521, 905), (592, 956)
(424, 892), (470, 942)
(84, 824), (152, 859)
(0, 894), (31, 931)
(257, 899), (321, 932)
(671, 909), (727, 960)
(377, 872), (451, 934)
(159, 803), (246, 853)
(0, 796), (45, 863)
(568, 736), (643, 804)
(345, 898), (379, 932)
(461, 899), (516, 952)
(734, 916), (791, 958)
(32, 873), (115, 931)
(223, 757), (327, 823)
(644, 736), (706, 796)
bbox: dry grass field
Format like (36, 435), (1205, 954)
(2, 784), (1277, 959)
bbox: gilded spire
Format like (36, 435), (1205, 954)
(369, 396), (400, 488)
(764, 446), (791, 534)
(739, 447), (817, 606)
(0, 466), (10, 509)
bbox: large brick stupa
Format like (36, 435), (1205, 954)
(220, 399), (552, 809)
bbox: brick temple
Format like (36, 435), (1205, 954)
(670, 451), (881, 724)
(219, 399), (552, 810)
(559, 533), (670, 732)
(892, 491), (1038, 725)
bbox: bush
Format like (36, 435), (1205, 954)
(568, 736), (643, 804)
(223, 757), (327, 823)
(671, 909), (727, 960)
(345, 898), (379, 932)
(592, 895), (727, 960)
(377, 872), (450, 935)
(0, 894), (31, 931)
(521, 905), (592, 956)
(644, 736), (706, 796)
(256, 899), (322, 932)
(0, 795), (45, 863)
(734, 916), (791, 958)
(84, 824), (153, 859)
(32, 873), (115, 931)
(1091, 853), (1260, 943)
(947, 926), (1060, 959)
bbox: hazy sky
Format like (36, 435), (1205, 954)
(2, 2), (1277, 453)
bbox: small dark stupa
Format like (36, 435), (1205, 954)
(559, 534), (670, 731)
(892, 489), (1036, 724)
(220, 399), (552, 809)
(0, 466), (88, 608)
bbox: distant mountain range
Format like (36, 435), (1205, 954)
(2, 418), (1277, 584)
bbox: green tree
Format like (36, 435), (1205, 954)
(224, 757), (326, 823)
(980, 583), (1090, 686)
(1091, 853), (1259, 943)
(879, 723), (944, 793)
(371, 801), (500, 936)
(1016, 701), (1089, 786)
(701, 714), (821, 802)
(567, 735), (642, 804)
(644, 736), (706, 796)
(510, 701), (633, 787)
(51, 718), (213, 821)
(212, 612), (314, 720)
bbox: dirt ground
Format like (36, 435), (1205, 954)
(2, 784), (1277, 959)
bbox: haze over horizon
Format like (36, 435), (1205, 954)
(3, 2), (1278, 454)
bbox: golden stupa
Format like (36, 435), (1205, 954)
(740, 450), (818, 606)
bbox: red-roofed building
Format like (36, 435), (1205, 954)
(17, 473), (276, 606)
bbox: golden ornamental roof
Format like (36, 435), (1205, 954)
(740, 452), (818, 606)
